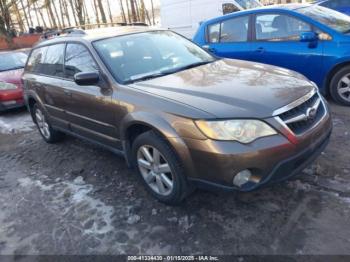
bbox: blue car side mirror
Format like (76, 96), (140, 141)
(300, 32), (318, 42)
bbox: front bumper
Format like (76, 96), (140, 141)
(178, 104), (332, 192)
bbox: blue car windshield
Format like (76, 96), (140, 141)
(297, 5), (350, 33)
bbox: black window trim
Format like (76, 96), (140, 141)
(25, 41), (101, 82)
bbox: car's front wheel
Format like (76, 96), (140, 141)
(131, 130), (192, 205)
(33, 104), (63, 143)
(330, 66), (350, 106)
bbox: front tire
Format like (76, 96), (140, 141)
(330, 66), (350, 106)
(33, 104), (63, 143)
(131, 131), (192, 205)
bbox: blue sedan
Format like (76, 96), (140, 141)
(193, 4), (350, 105)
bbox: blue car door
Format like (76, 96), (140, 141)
(204, 15), (253, 60)
(249, 12), (324, 85)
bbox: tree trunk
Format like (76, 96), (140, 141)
(83, 1), (90, 25)
(52, 0), (62, 28)
(129, 0), (137, 22)
(93, 0), (100, 27)
(58, 0), (66, 27)
(74, 0), (85, 28)
(106, 0), (113, 23)
(34, 1), (47, 28)
(139, 0), (145, 23)
(150, 0), (155, 25)
(19, 0), (30, 31)
(119, 0), (126, 23)
(125, 0), (131, 23)
(134, 0), (140, 21)
(12, 0), (25, 32)
(45, 0), (57, 28)
(96, 0), (107, 24)
(62, 0), (71, 27)
(26, 0), (34, 27)
(0, 0), (14, 47)
(69, 0), (78, 26)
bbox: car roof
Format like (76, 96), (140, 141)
(35, 26), (163, 47)
(201, 3), (313, 24)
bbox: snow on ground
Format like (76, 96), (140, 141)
(0, 110), (34, 134)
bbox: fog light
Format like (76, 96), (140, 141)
(233, 169), (252, 187)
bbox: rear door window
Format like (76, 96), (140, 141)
(41, 44), (65, 77)
(64, 43), (98, 80)
(26, 47), (48, 73)
(207, 15), (249, 43)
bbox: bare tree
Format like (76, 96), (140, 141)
(62, 0), (71, 27)
(93, 0), (100, 27)
(34, 0), (48, 28)
(11, 0), (25, 32)
(96, 0), (107, 24)
(0, 0), (14, 46)
(52, 0), (62, 28)
(106, 0), (113, 23)
(58, 0), (66, 27)
(119, 0), (126, 23)
(125, 0), (131, 23)
(129, 0), (137, 22)
(26, 0), (34, 27)
(19, 0), (30, 30)
(73, 0), (85, 27)
(68, 0), (78, 26)
(150, 0), (155, 25)
(45, 0), (57, 28)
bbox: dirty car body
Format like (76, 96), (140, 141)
(22, 27), (332, 204)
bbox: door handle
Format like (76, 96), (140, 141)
(255, 47), (265, 53)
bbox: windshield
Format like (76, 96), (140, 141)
(0, 52), (28, 72)
(93, 31), (215, 83)
(235, 0), (262, 9)
(296, 5), (350, 33)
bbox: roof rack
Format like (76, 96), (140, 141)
(40, 28), (85, 40)
(39, 22), (148, 41)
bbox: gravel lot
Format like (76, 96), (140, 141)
(0, 103), (349, 256)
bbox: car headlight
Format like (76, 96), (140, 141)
(195, 119), (277, 143)
(0, 81), (17, 90)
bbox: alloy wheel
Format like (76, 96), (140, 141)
(35, 108), (51, 139)
(137, 145), (174, 196)
(337, 73), (350, 103)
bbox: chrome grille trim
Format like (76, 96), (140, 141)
(272, 88), (317, 116)
(273, 89), (327, 137)
(283, 97), (321, 124)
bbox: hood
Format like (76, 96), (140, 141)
(0, 68), (24, 85)
(132, 59), (315, 119)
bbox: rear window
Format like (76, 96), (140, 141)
(0, 52), (28, 72)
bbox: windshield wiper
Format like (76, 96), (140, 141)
(126, 60), (215, 84)
(161, 60), (214, 75)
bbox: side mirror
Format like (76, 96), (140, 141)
(74, 71), (100, 86)
(300, 31), (318, 42)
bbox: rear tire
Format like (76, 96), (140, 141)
(330, 66), (350, 106)
(131, 130), (192, 205)
(32, 104), (64, 143)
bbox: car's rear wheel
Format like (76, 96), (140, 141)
(33, 104), (63, 143)
(131, 130), (192, 204)
(330, 66), (350, 106)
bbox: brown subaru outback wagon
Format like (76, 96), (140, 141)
(23, 27), (332, 204)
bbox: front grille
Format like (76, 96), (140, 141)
(278, 92), (325, 135)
